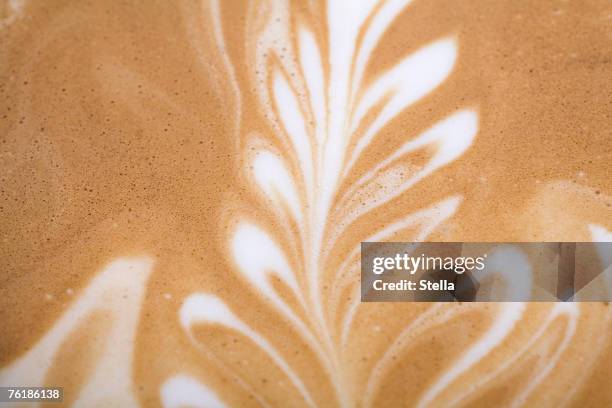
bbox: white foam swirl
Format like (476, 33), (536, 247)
(179, 294), (317, 407)
(161, 375), (226, 408)
(176, 0), (480, 406)
(0, 257), (153, 407)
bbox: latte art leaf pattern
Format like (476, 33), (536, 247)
(170, 0), (481, 406)
(1, 0), (611, 406)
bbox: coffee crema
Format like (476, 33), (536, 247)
(1, 0), (611, 406)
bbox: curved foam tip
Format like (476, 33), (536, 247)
(161, 375), (226, 408)
(180, 293), (235, 328)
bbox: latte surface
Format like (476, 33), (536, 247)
(1, 0), (611, 406)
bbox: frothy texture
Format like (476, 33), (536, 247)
(1, 0), (611, 406)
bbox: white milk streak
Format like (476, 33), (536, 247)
(209, 0), (243, 145)
(338, 285), (362, 349)
(287, 3), (403, 403)
(273, 72), (315, 201)
(161, 375), (226, 408)
(415, 303), (526, 408)
(252, 0), (307, 170)
(180, 294), (317, 408)
(253, 150), (303, 224)
(362, 303), (446, 407)
(186, 0), (242, 140)
(231, 222), (339, 399)
(332, 196), (461, 294)
(0, 257), (153, 407)
(222, 0), (478, 405)
(232, 223), (302, 303)
(336, 197), (461, 346)
(346, 110), (478, 199)
(299, 28), (327, 146)
(310, 9), (466, 386)
(440, 230), (612, 406)
(349, 0), (414, 102)
(510, 303), (579, 408)
(346, 39), (458, 175)
(442, 303), (583, 407)
(309, 3), (375, 336)
(336, 163), (417, 222)
(333, 111), (477, 239)
(364, 196), (461, 243)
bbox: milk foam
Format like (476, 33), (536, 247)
(1, 0), (611, 406)
(0, 258), (152, 406)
